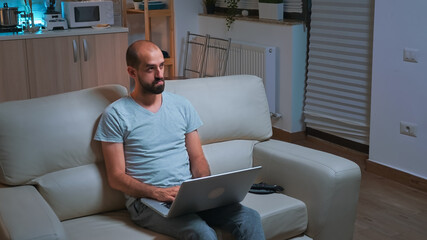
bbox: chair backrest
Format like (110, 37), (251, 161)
(202, 35), (232, 77)
(183, 31), (209, 78)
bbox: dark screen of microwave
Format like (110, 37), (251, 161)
(74, 6), (100, 22)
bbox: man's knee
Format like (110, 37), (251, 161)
(234, 206), (265, 240)
(178, 218), (217, 240)
(245, 206), (262, 222)
(178, 222), (217, 240)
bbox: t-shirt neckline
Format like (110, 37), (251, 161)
(128, 93), (165, 115)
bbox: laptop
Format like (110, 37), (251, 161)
(140, 166), (262, 218)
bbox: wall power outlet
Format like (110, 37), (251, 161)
(400, 121), (417, 137)
(403, 48), (419, 63)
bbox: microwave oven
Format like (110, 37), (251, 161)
(61, 1), (114, 28)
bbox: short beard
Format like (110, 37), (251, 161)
(138, 77), (165, 95)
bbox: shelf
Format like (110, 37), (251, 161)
(126, 9), (172, 17)
(164, 58), (174, 66)
(122, 0), (176, 77)
(199, 13), (304, 26)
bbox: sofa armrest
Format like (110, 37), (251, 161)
(0, 185), (66, 240)
(253, 139), (361, 240)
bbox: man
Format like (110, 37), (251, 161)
(94, 40), (265, 240)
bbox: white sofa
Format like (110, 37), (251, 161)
(0, 75), (361, 240)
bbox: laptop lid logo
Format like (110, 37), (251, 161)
(208, 187), (225, 199)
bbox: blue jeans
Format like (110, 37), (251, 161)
(128, 199), (266, 240)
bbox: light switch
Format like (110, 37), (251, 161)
(403, 48), (419, 63)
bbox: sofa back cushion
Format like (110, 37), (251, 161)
(165, 75), (272, 145)
(0, 85), (128, 185)
(202, 140), (258, 175)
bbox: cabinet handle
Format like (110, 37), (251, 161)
(72, 39), (78, 63)
(83, 39), (88, 62)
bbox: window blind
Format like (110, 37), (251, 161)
(304, 0), (373, 145)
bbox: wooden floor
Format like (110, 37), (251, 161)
(292, 136), (427, 240)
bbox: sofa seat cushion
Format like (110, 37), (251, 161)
(62, 211), (237, 240)
(242, 193), (307, 240)
(62, 210), (174, 240)
(63, 193), (307, 240)
(31, 163), (126, 221)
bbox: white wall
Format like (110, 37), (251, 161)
(196, 16), (307, 132)
(173, 0), (204, 75)
(369, 0), (427, 179)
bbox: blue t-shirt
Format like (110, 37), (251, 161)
(94, 92), (203, 188)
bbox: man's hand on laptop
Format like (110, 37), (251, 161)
(152, 185), (180, 202)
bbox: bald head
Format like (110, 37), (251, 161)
(126, 40), (162, 69)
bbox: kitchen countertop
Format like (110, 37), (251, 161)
(0, 26), (128, 41)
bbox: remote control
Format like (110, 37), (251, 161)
(250, 182), (284, 193)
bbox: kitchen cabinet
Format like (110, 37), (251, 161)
(26, 36), (82, 98)
(80, 33), (128, 89)
(26, 32), (128, 98)
(122, 0), (175, 77)
(0, 40), (30, 102)
(0, 28), (129, 103)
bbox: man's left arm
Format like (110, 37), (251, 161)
(185, 130), (211, 178)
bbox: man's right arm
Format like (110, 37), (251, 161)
(101, 141), (179, 202)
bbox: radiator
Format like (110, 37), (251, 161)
(225, 41), (278, 115)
